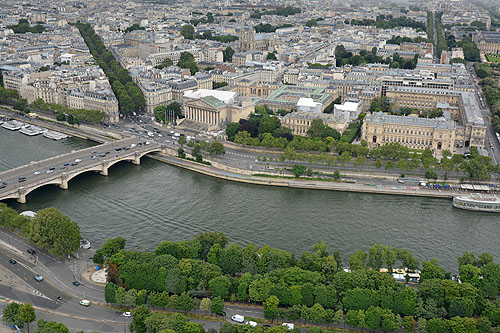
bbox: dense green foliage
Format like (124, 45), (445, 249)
(475, 63), (500, 134)
(0, 204), (80, 256)
(30, 98), (106, 124)
(427, 12), (434, 44)
(435, 12), (447, 56)
(350, 15), (426, 31)
(197, 31), (238, 43)
(124, 23), (145, 33)
(254, 23), (293, 33)
(8, 19), (45, 34)
(181, 25), (195, 40)
(153, 101), (182, 123)
(386, 36), (428, 45)
(155, 57), (173, 69)
(177, 52), (199, 75)
(223, 47), (235, 62)
(212, 81), (228, 89)
(103, 232), (500, 332)
(73, 22), (145, 115)
(250, 6), (301, 19)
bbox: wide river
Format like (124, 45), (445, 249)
(1, 127), (498, 271)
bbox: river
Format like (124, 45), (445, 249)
(1, 127), (498, 271)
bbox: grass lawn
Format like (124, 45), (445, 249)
(486, 53), (500, 63)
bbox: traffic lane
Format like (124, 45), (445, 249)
(34, 310), (129, 333)
(0, 137), (140, 183)
(0, 251), (69, 302)
(0, 285), (60, 310)
(0, 141), (157, 193)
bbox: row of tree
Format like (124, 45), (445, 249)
(349, 15), (427, 31)
(30, 98), (106, 124)
(97, 232), (500, 332)
(0, 204), (81, 256)
(476, 63), (500, 134)
(73, 22), (145, 115)
(2, 302), (69, 333)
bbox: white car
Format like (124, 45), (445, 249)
(245, 321), (257, 327)
(34, 171), (41, 175)
(46, 169), (54, 174)
(123, 312), (131, 317)
(231, 315), (245, 323)
(74, 159), (82, 163)
(79, 300), (91, 307)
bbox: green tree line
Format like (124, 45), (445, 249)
(0, 204), (81, 256)
(73, 22), (145, 115)
(100, 232), (500, 332)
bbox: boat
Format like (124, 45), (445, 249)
(1, 120), (24, 131)
(19, 125), (44, 136)
(43, 130), (69, 140)
(80, 239), (91, 249)
(452, 194), (500, 213)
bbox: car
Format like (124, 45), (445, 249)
(46, 169), (54, 174)
(9, 259), (16, 264)
(123, 312), (132, 317)
(72, 281), (81, 286)
(231, 315), (245, 323)
(123, 147), (130, 150)
(18, 177), (26, 182)
(145, 141), (150, 145)
(282, 323), (294, 330)
(79, 300), (91, 307)
(34, 171), (41, 175)
(91, 150), (97, 154)
(34, 274), (43, 282)
(74, 159), (81, 163)
(60, 166), (66, 169)
(115, 148), (122, 152)
(0, 185), (5, 189)
(105, 151), (110, 155)
(49, 167), (56, 171)
(245, 321), (257, 327)
(64, 163), (70, 166)
(27, 249), (36, 255)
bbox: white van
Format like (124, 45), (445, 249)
(282, 323), (294, 330)
(231, 314), (245, 323)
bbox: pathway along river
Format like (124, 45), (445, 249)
(1, 128), (498, 271)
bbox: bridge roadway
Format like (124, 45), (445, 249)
(0, 137), (163, 203)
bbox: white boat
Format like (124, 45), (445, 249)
(43, 130), (69, 140)
(19, 125), (44, 136)
(80, 239), (91, 249)
(1, 120), (24, 131)
(453, 194), (500, 213)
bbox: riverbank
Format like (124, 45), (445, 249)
(149, 153), (455, 199)
(0, 107), (485, 201)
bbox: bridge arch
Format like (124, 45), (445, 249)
(23, 179), (63, 198)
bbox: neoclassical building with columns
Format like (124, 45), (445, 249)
(183, 89), (254, 130)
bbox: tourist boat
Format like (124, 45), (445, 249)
(1, 120), (24, 131)
(43, 130), (69, 140)
(452, 194), (500, 213)
(19, 125), (44, 136)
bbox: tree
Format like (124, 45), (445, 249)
(178, 136), (187, 146)
(2, 302), (23, 328)
(178, 147), (186, 158)
(105, 283), (118, 303)
(93, 237), (126, 265)
(13, 98), (28, 112)
(264, 295), (280, 322)
(426, 318), (448, 333)
(181, 25), (195, 40)
(420, 258), (446, 281)
(365, 306), (383, 330)
(26, 207), (80, 256)
(208, 141), (225, 156)
(200, 298), (211, 315)
(375, 158), (382, 168)
(211, 296), (224, 315)
(293, 164), (306, 178)
(209, 275), (231, 298)
(131, 304), (151, 333)
(18, 304), (35, 333)
(226, 122), (240, 141)
(35, 320), (69, 333)
(223, 47), (235, 62)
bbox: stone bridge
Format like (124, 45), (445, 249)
(0, 137), (167, 203)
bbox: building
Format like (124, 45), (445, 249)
(238, 23), (277, 52)
(138, 80), (173, 113)
(334, 101), (362, 123)
(473, 31), (500, 54)
(66, 88), (119, 123)
(282, 112), (347, 136)
(256, 85), (333, 113)
(183, 89), (254, 130)
(297, 98), (323, 113)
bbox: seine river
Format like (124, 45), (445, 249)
(1, 128), (498, 271)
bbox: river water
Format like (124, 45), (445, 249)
(1, 127), (498, 271)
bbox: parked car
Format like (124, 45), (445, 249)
(9, 259), (16, 264)
(27, 249), (36, 255)
(123, 312), (132, 317)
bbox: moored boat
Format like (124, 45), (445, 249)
(1, 120), (24, 131)
(452, 194), (500, 213)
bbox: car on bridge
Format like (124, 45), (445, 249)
(46, 169), (54, 174)
(34, 171), (41, 175)
(18, 177), (26, 182)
